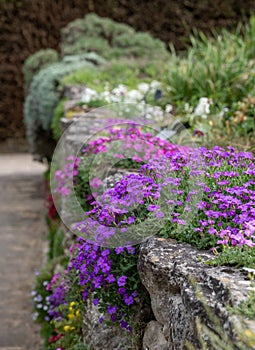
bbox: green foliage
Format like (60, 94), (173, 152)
(224, 96), (255, 139)
(48, 334), (89, 350)
(208, 246), (255, 268)
(23, 57), (95, 155)
(61, 59), (166, 90)
(233, 286), (255, 321)
(61, 13), (169, 60)
(52, 99), (66, 140)
(47, 222), (65, 260)
(23, 49), (59, 94)
(166, 17), (255, 106)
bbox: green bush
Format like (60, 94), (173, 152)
(61, 13), (169, 60)
(23, 56), (96, 159)
(23, 49), (59, 94)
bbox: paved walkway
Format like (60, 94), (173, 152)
(0, 154), (46, 349)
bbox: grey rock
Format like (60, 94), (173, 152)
(82, 298), (133, 350)
(138, 237), (255, 350)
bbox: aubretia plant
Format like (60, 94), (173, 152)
(154, 146), (255, 251)
(51, 124), (255, 347)
(66, 238), (148, 331)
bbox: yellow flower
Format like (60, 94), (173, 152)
(64, 325), (76, 332)
(75, 310), (80, 317)
(69, 301), (76, 311)
(68, 313), (75, 319)
(64, 325), (71, 332)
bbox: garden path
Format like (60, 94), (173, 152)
(0, 153), (46, 350)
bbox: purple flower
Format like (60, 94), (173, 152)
(111, 314), (117, 322)
(118, 287), (126, 295)
(147, 204), (160, 212)
(93, 298), (99, 306)
(115, 246), (125, 254)
(108, 305), (117, 315)
(82, 289), (88, 300)
(126, 246), (136, 254)
(127, 216), (136, 224)
(101, 249), (110, 257)
(123, 294), (134, 306)
(117, 276), (127, 287)
(90, 177), (102, 189)
(105, 274), (116, 283)
(120, 320), (128, 329)
(208, 227), (217, 235)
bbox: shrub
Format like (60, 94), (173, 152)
(23, 49), (59, 94)
(23, 56), (96, 159)
(61, 13), (169, 60)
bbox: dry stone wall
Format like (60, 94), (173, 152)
(58, 89), (255, 350)
(139, 237), (255, 350)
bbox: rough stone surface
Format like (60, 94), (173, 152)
(82, 298), (133, 350)
(139, 237), (255, 350)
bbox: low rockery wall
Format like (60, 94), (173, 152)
(58, 88), (255, 350)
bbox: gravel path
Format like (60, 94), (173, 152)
(0, 154), (46, 350)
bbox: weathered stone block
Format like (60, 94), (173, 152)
(138, 237), (255, 350)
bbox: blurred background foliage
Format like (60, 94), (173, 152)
(1, 0), (255, 141)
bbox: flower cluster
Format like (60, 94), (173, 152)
(31, 282), (51, 322)
(51, 125), (255, 344)
(65, 238), (140, 331)
(80, 81), (171, 121)
(154, 145), (255, 249)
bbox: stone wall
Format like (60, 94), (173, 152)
(58, 91), (255, 350)
(139, 237), (255, 350)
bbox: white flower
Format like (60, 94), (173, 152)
(165, 104), (173, 113)
(32, 312), (39, 321)
(126, 89), (143, 102)
(81, 88), (98, 103)
(150, 80), (161, 89)
(152, 106), (164, 121)
(138, 82), (150, 94)
(185, 103), (191, 112)
(112, 84), (127, 97)
(194, 97), (212, 119)
(100, 90), (112, 103)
